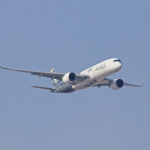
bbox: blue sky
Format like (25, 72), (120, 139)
(0, 1), (150, 150)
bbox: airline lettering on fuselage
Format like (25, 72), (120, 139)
(83, 67), (93, 74)
(94, 63), (106, 71)
(82, 63), (106, 75)
(84, 80), (97, 88)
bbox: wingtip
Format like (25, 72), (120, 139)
(0, 66), (5, 69)
(30, 86), (37, 89)
(0, 66), (9, 70)
(141, 83), (144, 87)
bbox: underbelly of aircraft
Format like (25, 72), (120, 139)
(53, 85), (75, 93)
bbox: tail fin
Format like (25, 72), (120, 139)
(50, 67), (60, 88)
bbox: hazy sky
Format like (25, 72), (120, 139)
(0, 1), (150, 150)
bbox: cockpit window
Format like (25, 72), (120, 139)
(113, 60), (122, 63)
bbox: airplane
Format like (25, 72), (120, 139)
(0, 58), (143, 93)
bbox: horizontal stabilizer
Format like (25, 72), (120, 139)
(30, 86), (54, 91)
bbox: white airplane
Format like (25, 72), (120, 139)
(0, 58), (143, 93)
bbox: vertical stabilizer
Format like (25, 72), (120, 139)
(50, 67), (60, 88)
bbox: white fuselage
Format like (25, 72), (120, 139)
(72, 58), (122, 91)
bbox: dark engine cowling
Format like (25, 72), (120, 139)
(110, 79), (124, 90)
(62, 72), (76, 84)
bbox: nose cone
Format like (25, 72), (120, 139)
(111, 59), (123, 72)
(116, 61), (122, 71)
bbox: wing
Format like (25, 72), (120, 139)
(0, 65), (64, 80)
(93, 78), (143, 87)
(124, 83), (144, 87)
(72, 75), (89, 84)
(92, 78), (112, 87)
(0, 65), (89, 84)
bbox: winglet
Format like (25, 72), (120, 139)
(141, 83), (144, 87)
(0, 66), (7, 70)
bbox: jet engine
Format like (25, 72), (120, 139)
(62, 72), (76, 84)
(110, 79), (124, 90)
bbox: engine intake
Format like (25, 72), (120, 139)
(62, 72), (76, 84)
(110, 79), (124, 90)
(69, 72), (76, 81)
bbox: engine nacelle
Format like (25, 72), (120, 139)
(62, 72), (76, 84)
(110, 79), (124, 90)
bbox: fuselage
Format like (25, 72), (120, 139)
(52, 58), (122, 93)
